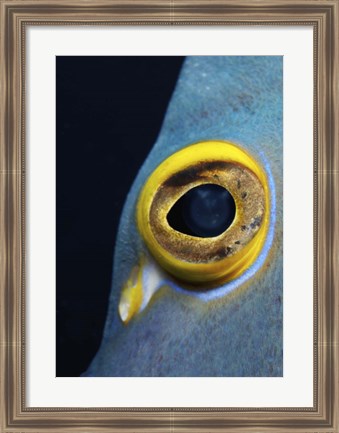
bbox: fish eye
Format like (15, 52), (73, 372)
(136, 140), (270, 286)
(167, 183), (236, 238)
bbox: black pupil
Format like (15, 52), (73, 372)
(167, 184), (236, 238)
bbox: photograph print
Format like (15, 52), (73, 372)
(56, 56), (283, 377)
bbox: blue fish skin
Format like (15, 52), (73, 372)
(84, 56), (283, 377)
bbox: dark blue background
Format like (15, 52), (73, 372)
(56, 56), (184, 376)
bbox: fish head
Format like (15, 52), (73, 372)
(84, 56), (283, 377)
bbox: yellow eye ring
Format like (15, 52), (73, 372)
(136, 140), (270, 286)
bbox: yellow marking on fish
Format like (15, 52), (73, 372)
(118, 264), (143, 324)
(118, 255), (166, 324)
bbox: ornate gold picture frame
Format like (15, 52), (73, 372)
(0, 1), (338, 432)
